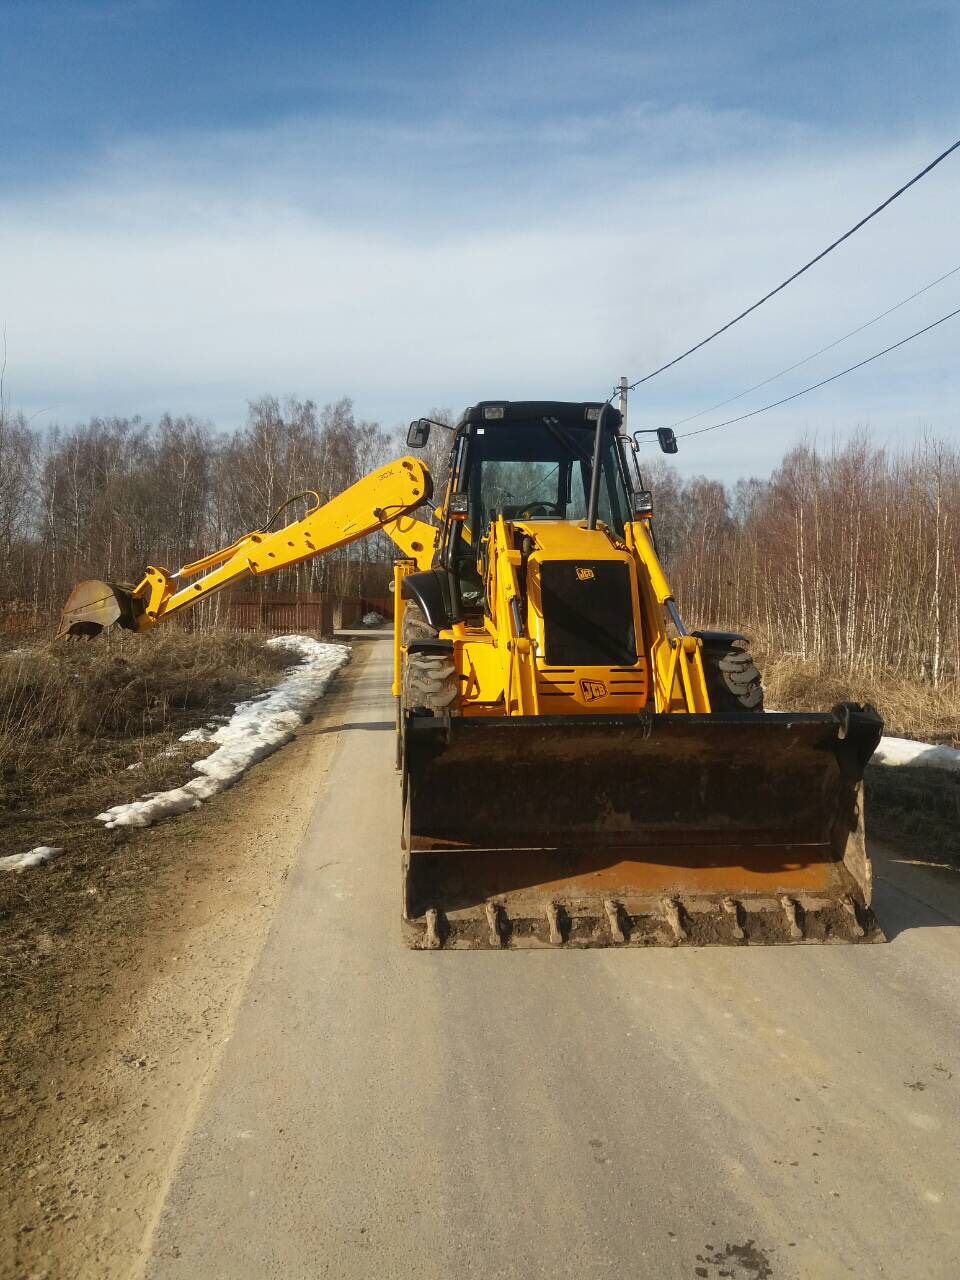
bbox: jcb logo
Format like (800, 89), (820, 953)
(580, 678), (608, 702)
(575, 566), (595, 581)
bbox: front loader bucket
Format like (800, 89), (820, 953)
(57, 579), (142, 639)
(402, 704), (884, 949)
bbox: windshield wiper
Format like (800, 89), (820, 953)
(542, 419), (592, 462)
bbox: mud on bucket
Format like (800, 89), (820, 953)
(400, 706), (885, 948)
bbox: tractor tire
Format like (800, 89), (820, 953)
(701, 639), (764, 713)
(401, 603), (458, 714)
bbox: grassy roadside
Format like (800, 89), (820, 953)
(0, 629), (292, 866)
(0, 624), (303, 999)
(757, 648), (960, 747)
(0, 628), (300, 999)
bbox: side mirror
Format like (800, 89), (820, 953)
(407, 419), (432, 448)
(657, 427), (678, 454)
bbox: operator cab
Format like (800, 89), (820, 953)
(408, 401), (637, 530)
(457, 401), (633, 538)
(429, 401), (638, 614)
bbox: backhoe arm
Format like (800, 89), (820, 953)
(58, 456), (432, 636)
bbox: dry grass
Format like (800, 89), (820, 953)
(0, 629), (292, 859)
(754, 648), (960, 746)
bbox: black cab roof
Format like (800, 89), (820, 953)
(457, 400), (623, 431)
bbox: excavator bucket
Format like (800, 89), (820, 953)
(57, 579), (141, 639)
(402, 704), (884, 949)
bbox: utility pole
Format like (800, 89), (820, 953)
(618, 375), (628, 433)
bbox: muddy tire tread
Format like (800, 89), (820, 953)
(702, 640), (764, 712)
(401, 603), (458, 713)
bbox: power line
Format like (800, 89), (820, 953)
(661, 263), (960, 431)
(678, 305), (960, 440)
(625, 136), (960, 391)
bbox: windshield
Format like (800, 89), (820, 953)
(464, 421), (630, 535)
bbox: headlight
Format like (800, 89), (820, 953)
(633, 490), (653, 517)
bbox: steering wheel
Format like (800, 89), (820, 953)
(518, 501), (562, 518)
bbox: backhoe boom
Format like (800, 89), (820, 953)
(58, 456), (432, 636)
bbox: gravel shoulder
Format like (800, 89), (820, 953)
(0, 642), (367, 1280)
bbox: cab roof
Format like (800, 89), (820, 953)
(457, 400), (623, 431)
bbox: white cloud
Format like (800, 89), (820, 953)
(1, 110), (957, 479)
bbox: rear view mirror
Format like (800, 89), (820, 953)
(407, 419), (432, 448)
(657, 427), (678, 454)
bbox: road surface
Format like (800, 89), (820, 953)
(144, 633), (960, 1280)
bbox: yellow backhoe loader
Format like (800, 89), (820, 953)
(59, 400), (884, 949)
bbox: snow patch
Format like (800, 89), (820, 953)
(361, 611), (385, 627)
(95, 635), (350, 830)
(1, 846), (64, 872)
(179, 726), (216, 743)
(872, 735), (960, 773)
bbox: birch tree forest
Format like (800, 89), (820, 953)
(0, 396), (398, 621)
(646, 433), (960, 687)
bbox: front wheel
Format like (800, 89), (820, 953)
(701, 640), (764, 712)
(400, 603), (458, 713)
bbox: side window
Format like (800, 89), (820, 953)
(569, 456), (626, 532)
(568, 463), (589, 521)
(599, 454), (627, 534)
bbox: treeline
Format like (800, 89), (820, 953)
(647, 434), (960, 686)
(1, 398), (957, 686)
(0, 396), (401, 621)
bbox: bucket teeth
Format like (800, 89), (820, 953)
(545, 902), (564, 946)
(485, 901), (505, 948)
(404, 891), (883, 949)
(603, 899), (626, 944)
(721, 897), (745, 942)
(780, 895), (803, 941)
(660, 897), (686, 945)
(423, 908), (443, 950)
(840, 896), (865, 938)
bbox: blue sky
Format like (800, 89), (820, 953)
(1, 0), (958, 478)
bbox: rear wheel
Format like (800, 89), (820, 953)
(701, 640), (764, 712)
(400, 602), (458, 714)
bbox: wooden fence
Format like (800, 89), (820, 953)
(2, 591), (393, 639)
(224, 592), (335, 635)
(214, 592), (391, 634)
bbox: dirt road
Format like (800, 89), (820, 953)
(133, 632), (960, 1280)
